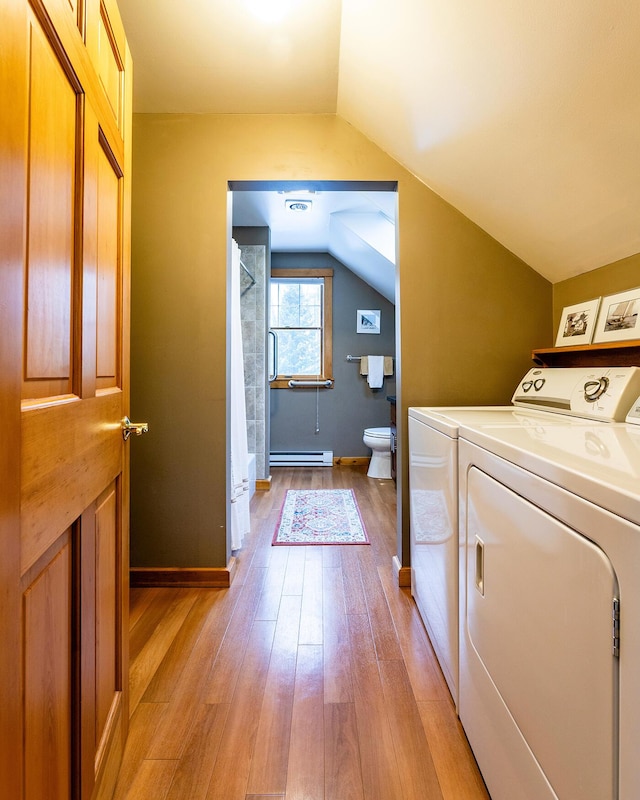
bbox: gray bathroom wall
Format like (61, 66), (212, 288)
(270, 252), (396, 458)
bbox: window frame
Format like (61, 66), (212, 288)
(270, 267), (333, 389)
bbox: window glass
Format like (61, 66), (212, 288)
(276, 329), (321, 375)
(269, 271), (332, 387)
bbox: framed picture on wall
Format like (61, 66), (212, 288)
(593, 288), (640, 343)
(554, 298), (601, 347)
(357, 309), (380, 334)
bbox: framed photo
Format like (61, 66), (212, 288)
(593, 288), (640, 344)
(357, 309), (380, 334)
(554, 298), (601, 347)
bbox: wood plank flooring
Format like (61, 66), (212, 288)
(113, 466), (490, 800)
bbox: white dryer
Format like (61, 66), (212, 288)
(458, 406), (640, 799)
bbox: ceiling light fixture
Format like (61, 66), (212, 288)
(285, 199), (312, 212)
(245, 0), (300, 24)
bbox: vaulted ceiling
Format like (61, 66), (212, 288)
(117, 0), (640, 284)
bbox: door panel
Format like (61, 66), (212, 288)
(23, 14), (78, 401)
(24, 539), (72, 800)
(97, 0), (126, 132)
(1, 0), (132, 796)
(41, 0), (84, 36)
(78, 482), (122, 799)
(21, 393), (122, 575)
(95, 483), (120, 741)
(96, 138), (122, 390)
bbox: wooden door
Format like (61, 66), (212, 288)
(1, 0), (132, 797)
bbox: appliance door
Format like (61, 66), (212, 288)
(408, 415), (458, 703)
(461, 466), (618, 800)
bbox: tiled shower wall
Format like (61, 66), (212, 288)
(239, 245), (267, 479)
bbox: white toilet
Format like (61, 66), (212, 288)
(363, 426), (392, 478)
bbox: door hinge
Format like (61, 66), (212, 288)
(612, 598), (620, 658)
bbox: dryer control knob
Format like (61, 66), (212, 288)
(583, 377), (609, 402)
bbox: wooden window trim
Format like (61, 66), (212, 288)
(270, 268), (333, 389)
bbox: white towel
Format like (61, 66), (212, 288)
(367, 355), (384, 388)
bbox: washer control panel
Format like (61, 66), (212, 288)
(625, 395), (640, 426)
(512, 367), (640, 421)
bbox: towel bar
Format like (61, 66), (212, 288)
(346, 354), (394, 363)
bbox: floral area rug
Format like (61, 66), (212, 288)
(272, 489), (370, 546)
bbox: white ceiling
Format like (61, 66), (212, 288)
(118, 0), (640, 284)
(233, 188), (397, 302)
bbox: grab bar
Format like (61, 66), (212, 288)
(268, 330), (278, 383)
(288, 379), (333, 388)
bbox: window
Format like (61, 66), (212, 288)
(269, 268), (333, 388)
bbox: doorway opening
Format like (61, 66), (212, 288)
(227, 180), (399, 548)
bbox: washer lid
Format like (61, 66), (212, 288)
(407, 406), (595, 438)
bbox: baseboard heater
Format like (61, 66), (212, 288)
(270, 450), (334, 467)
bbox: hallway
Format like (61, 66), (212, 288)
(114, 466), (489, 799)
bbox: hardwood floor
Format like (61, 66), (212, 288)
(114, 466), (490, 800)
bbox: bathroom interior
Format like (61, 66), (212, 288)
(231, 184), (398, 498)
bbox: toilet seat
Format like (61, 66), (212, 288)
(364, 427), (391, 439)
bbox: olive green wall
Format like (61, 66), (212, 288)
(553, 252), (640, 330)
(130, 113), (552, 569)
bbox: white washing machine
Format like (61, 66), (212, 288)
(409, 367), (640, 709)
(458, 397), (640, 799)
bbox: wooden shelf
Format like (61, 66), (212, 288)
(532, 339), (640, 368)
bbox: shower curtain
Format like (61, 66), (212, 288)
(230, 239), (251, 550)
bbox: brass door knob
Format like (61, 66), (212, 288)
(121, 416), (149, 441)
